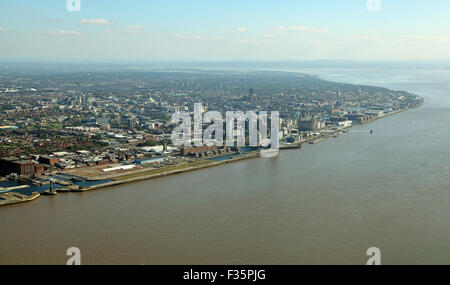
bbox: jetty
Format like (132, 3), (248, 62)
(0, 191), (40, 206)
(0, 184), (30, 193)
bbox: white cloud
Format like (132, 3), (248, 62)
(231, 39), (270, 46)
(80, 19), (111, 25)
(403, 35), (450, 43)
(353, 34), (384, 43)
(405, 35), (428, 40)
(192, 35), (206, 40)
(277, 25), (328, 33)
(172, 33), (208, 40)
(127, 25), (145, 34)
(54, 30), (81, 36)
(172, 32), (270, 46)
(128, 25), (143, 30)
(236, 27), (247, 33)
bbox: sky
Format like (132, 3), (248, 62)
(0, 0), (449, 62)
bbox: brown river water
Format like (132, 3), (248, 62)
(1, 67), (450, 264)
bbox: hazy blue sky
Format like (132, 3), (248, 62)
(0, 0), (449, 61)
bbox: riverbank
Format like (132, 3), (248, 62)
(77, 150), (261, 192)
(0, 106), (420, 207)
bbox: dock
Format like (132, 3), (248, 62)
(309, 137), (328, 144)
(0, 192), (40, 206)
(279, 143), (302, 150)
(0, 184), (30, 193)
(35, 175), (72, 186)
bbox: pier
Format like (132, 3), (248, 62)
(0, 192), (40, 206)
(0, 184), (30, 193)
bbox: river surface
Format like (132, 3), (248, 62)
(1, 67), (450, 265)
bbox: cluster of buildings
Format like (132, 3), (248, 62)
(180, 145), (239, 158)
(0, 70), (423, 177)
(0, 141), (176, 176)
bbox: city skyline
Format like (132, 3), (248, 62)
(1, 0), (450, 61)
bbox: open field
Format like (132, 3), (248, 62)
(112, 160), (215, 181)
(60, 164), (155, 180)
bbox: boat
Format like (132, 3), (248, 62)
(71, 177), (84, 182)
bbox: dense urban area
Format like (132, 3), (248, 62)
(0, 67), (423, 205)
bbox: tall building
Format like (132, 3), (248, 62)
(244, 88), (256, 101)
(249, 88), (255, 98)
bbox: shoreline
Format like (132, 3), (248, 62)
(0, 105), (421, 207)
(0, 192), (40, 207)
(70, 105), (422, 192)
(81, 151), (262, 191)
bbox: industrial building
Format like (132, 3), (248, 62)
(0, 157), (44, 176)
(38, 155), (59, 166)
(180, 146), (219, 156)
(134, 157), (166, 165)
